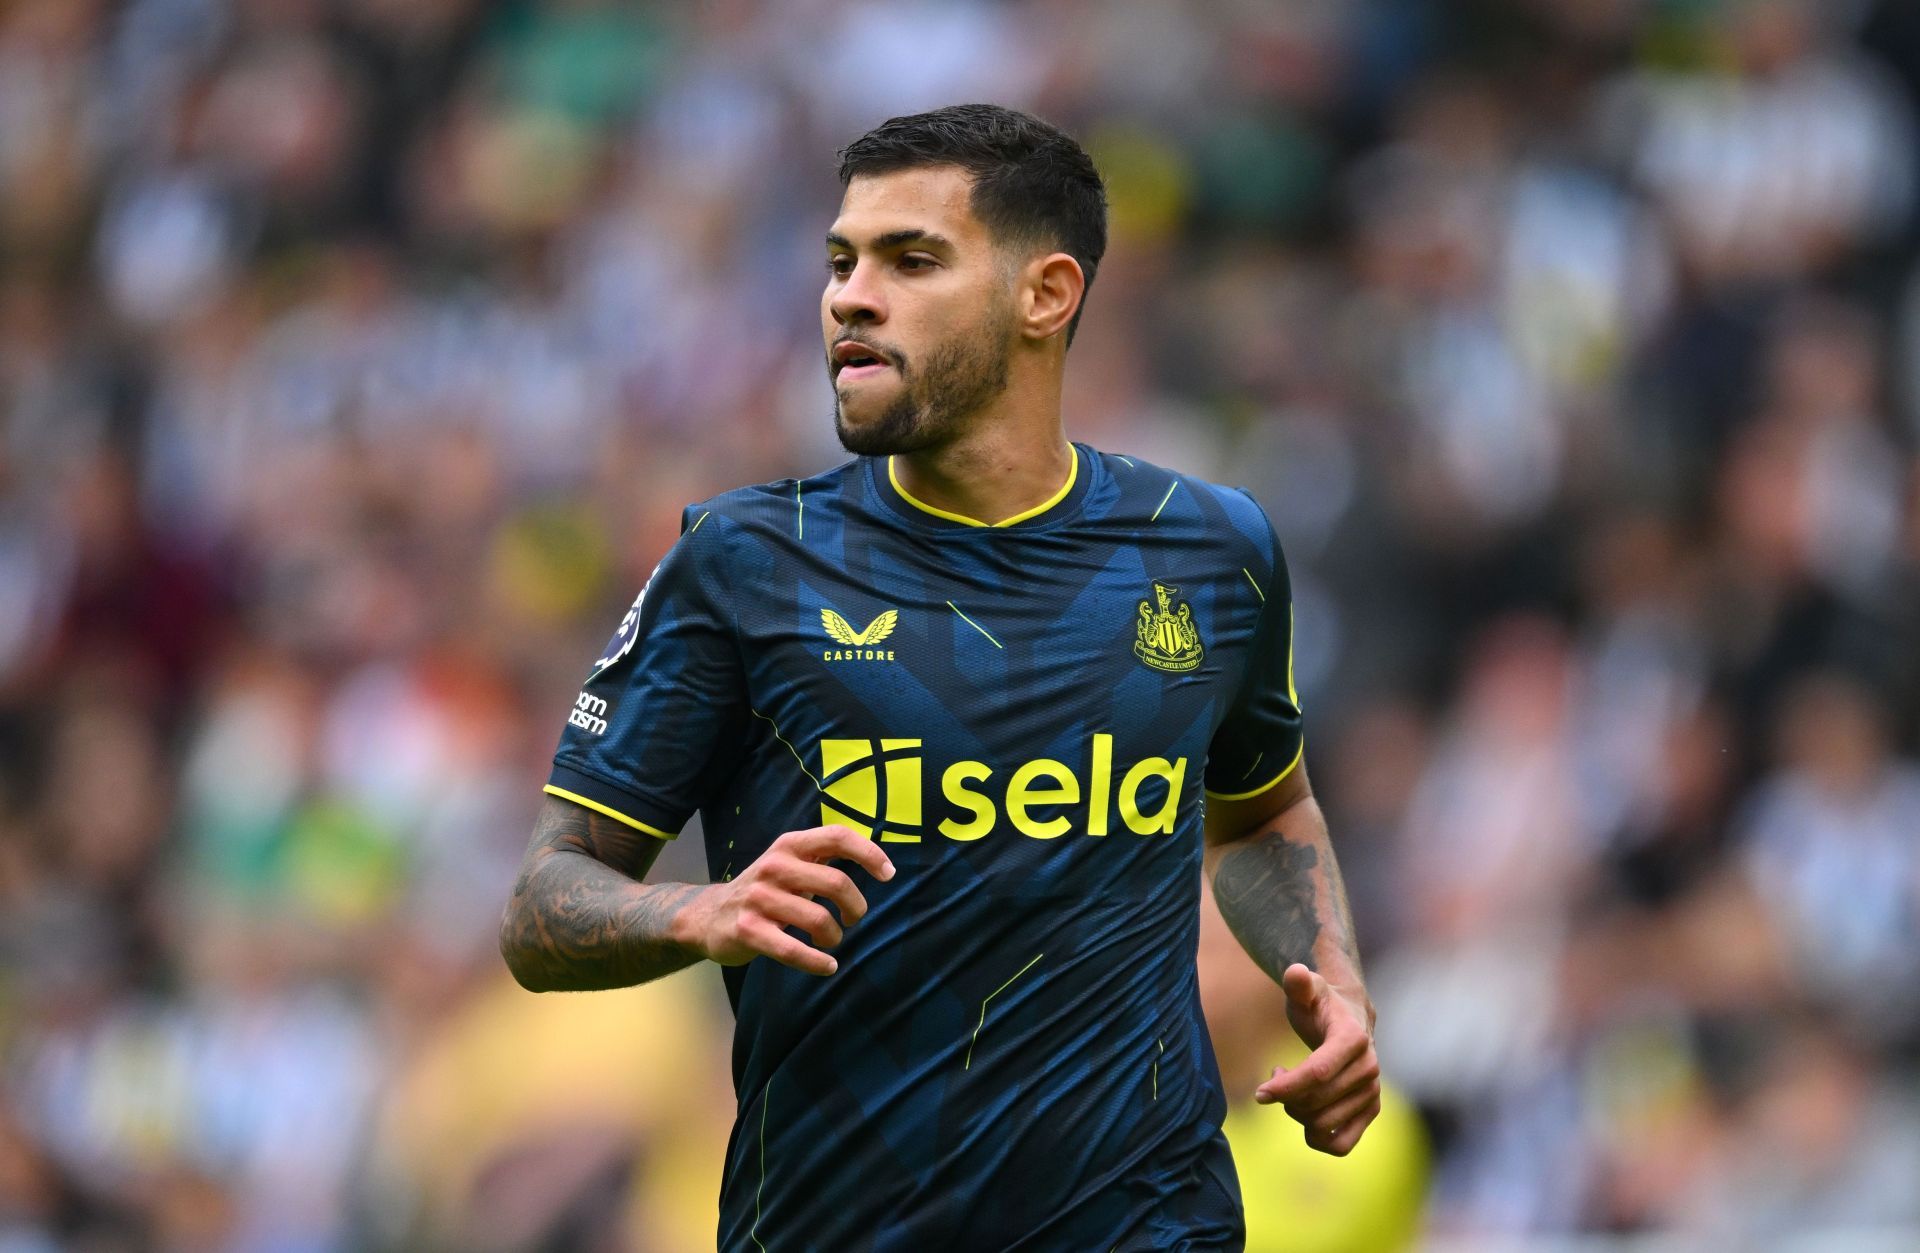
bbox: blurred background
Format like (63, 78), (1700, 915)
(4, 0), (1920, 1249)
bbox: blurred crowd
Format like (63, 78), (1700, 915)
(4, 0), (1920, 1249)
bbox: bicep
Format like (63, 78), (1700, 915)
(1204, 755), (1314, 850)
(521, 792), (672, 882)
(1205, 518), (1306, 807)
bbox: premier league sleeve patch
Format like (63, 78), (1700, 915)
(590, 562), (659, 678)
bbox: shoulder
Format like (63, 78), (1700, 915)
(677, 459), (864, 548)
(1085, 446), (1280, 573)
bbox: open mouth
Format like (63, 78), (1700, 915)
(839, 360), (890, 384)
(833, 340), (895, 382)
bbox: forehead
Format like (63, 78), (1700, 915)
(828, 165), (987, 247)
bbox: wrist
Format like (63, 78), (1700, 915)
(666, 883), (718, 960)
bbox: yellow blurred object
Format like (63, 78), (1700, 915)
(489, 502), (611, 624)
(378, 970), (732, 1252)
(277, 799), (406, 926)
(1084, 124), (1192, 244)
(1224, 1067), (1430, 1253)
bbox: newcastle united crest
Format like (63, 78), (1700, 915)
(1135, 582), (1204, 673)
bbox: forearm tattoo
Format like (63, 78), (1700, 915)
(499, 799), (704, 992)
(1210, 824), (1362, 988)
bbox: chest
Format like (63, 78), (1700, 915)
(738, 529), (1257, 764)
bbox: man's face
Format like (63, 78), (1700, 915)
(823, 166), (1017, 456)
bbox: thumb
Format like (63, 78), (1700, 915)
(1282, 963), (1325, 1011)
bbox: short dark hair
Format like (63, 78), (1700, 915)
(837, 103), (1108, 346)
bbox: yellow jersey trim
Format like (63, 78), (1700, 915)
(888, 447), (1079, 528)
(1204, 739), (1305, 802)
(965, 951), (1044, 1070)
(1286, 604), (1298, 706)
(946, 600), (1003, 648)
(542, 784), (676, 839)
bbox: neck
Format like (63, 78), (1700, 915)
(891, 366), (1073, 526)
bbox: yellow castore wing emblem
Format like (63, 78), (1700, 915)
(822, 608), (899, 647)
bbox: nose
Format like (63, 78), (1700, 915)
(828, 257), (885, 327)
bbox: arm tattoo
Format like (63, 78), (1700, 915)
(1210, 823), (1363, 989)
(498, 797), (705, 992)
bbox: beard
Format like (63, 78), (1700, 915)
(831, 309), (1012, 457)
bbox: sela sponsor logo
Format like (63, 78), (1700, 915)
(569, 691), (608, 736)
(821, 607), (898, 662)
(816, 733), (1187, 843)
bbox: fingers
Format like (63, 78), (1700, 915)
(784, 825), (896, 882)
(739, 919), (838, 977)
(1256, 1029), (1368, 1105)
(1305, 1094), (1380, 1157)
(1264, 1047), (1380, 1114)
(768, 861), (868, 927)
(1286, 1076), (1377, 1137)
(723, 826), (895, 977)
(757, 889), (844, 950)
(1265, 1054), (1383, 1157)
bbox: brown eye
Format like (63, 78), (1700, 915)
(827, 256), (853, 276)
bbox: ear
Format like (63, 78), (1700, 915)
(1018, 252), (1086, 343)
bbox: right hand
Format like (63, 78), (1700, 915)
(676, 825), (894, 976)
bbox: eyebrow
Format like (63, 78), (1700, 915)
(826, 229), (955, 252)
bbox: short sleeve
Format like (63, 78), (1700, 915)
(1204, 519), (1305, 800)
(545, 506), (746, 837)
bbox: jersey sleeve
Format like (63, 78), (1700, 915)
(545, 506), (746, 837)
(1204, 510), (1305, 800)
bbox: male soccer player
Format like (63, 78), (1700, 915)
(499, 103), (1379, 1251)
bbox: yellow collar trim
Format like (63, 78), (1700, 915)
(888, 447), (1079, 528)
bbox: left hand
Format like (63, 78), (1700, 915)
(1255, 963), (1381, 1156)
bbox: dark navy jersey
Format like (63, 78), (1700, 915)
(547, 444), (1303, 1252)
